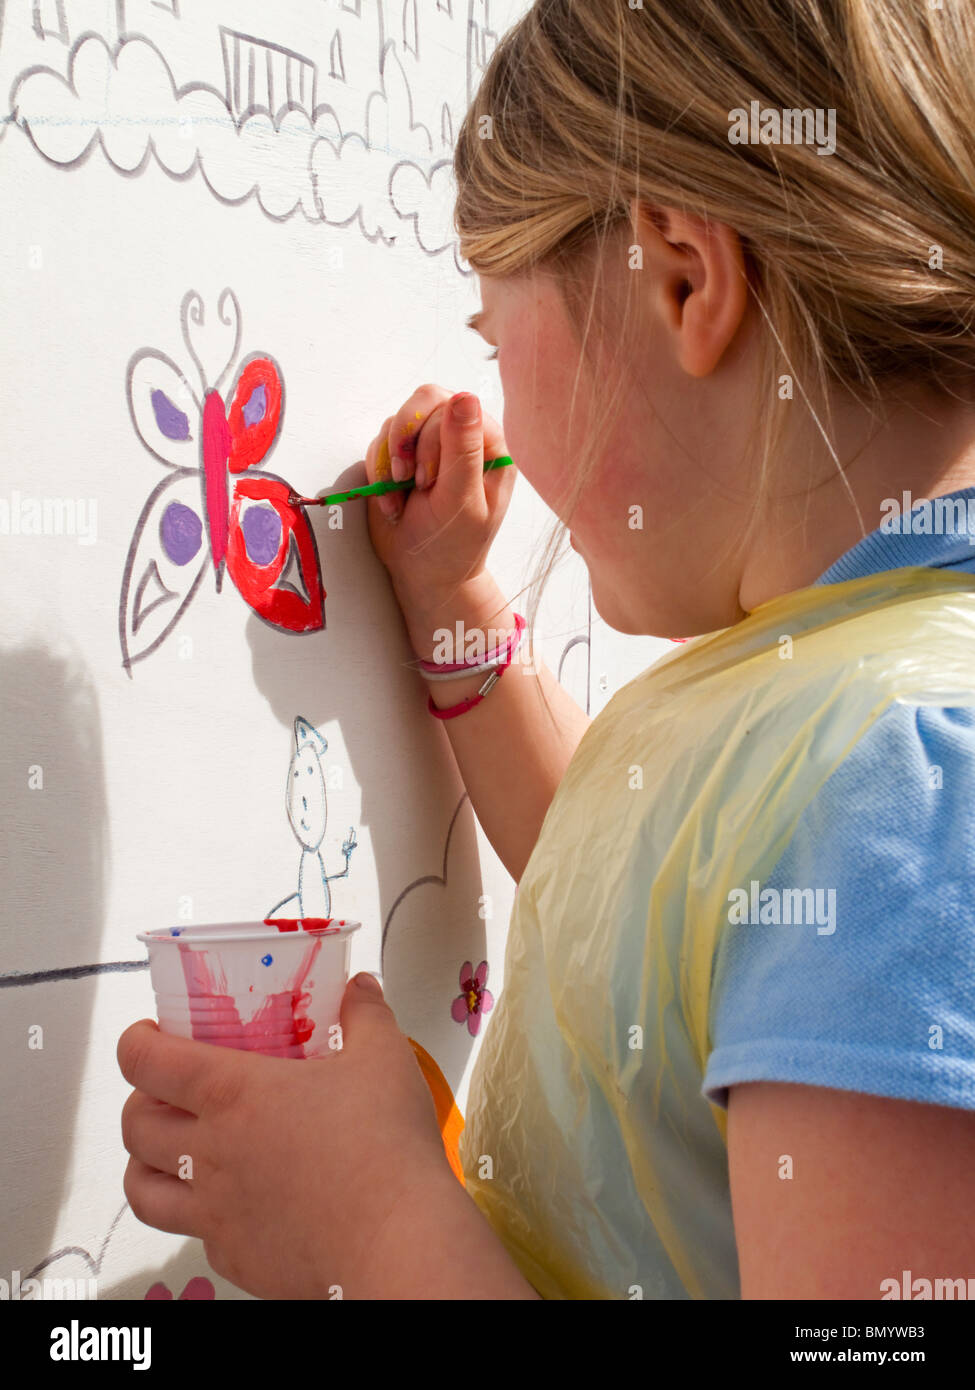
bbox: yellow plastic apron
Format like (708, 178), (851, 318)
(458, 566), (975, 1299)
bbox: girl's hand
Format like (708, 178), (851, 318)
(118, 974), (450, 1300)
(362, 386), (516, 640)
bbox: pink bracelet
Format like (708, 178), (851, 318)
(427, 669), (505, 721)
(427, 615), (527, 721)
(418, 614), (526, 679)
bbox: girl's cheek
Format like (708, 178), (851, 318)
(500, 351), (537, 442)
(499, 392), (523, 469)
(500, 346), (569, 498)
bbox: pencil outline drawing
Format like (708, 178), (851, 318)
(5, 2), (504, 270)
(266, 715), (357, 922)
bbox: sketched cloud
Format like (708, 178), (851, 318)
(198, 104), (335, 220)
(14, 34), (215, 175)
(309, 129), (395, 240)
(12, 31), (462, 253)
(309, 41), (448, 248)
(390, 159), (467, 268)
(13, 34), (328, 220)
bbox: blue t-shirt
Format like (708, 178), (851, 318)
(703, 487), (975, 1112)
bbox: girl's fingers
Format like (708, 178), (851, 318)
(432, 393), (487, 511)
(372, 386), (511, 525)
(478, 413), (511, 497)
(482, 442), (518, 512)
(364, 416), (395, 484)
(388, 385), (454, 485)
(123, 1155), (206, 1240)
(411, 403), (449, 492)
(413, 397), (509, 501)
(364, 416), (398, 522)
(121, 1088), (197, 1177)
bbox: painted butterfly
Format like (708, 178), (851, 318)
(119, 288), (325, 673)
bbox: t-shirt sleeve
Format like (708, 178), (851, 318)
(703, 703), (975, 1112)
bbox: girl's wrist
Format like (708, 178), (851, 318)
(342, 1163), (539, 1298)
(398, 572), (517, 665)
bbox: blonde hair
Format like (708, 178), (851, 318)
(453, 0), (975, 669)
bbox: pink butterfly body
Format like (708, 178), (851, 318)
(119, 290), (325, 673)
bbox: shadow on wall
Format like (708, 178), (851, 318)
(244, 481), (492, 1095)
(0, 640), (108, 1280)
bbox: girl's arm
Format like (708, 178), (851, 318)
(401, 569), (591, 884)
(364, 388), (591, 885)
(344, 1164), (543, 1298)
(728, 1081), (975, 1298)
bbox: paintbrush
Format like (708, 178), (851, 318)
(287, 455), (514, 508)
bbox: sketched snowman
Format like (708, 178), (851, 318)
(266, 716), (357, 921)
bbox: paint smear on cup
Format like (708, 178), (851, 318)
(177, 937), (324, 1057)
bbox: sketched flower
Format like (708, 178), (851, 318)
(450, 960), (494, 1038)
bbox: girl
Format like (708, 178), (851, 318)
(120, 0), (975, 1299)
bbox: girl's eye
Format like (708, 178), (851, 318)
(485, 348), (499, 361)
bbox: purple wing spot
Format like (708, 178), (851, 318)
(242, 504), (282, 566)
(242, 383), (267, 427)
(151, 388), (191, 441)
(160, 501), (203, 566)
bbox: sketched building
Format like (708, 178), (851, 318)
(121, 0), (387, 136)
(5, 1), (383, 135)
(4, 0), (505, 157)
(468, 0), (500, 96)
(218, 25), (319, 122)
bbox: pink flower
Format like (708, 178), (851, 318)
(451, 960), (494, 1038)
(145, 1277), (215, 1299)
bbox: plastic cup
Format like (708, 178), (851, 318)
(136, 920), (362, 1059)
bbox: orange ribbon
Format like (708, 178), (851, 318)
(408, 1037), (466, 1188)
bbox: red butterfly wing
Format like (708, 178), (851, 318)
(226, 474), (325, 632)
(223, 354), (325, 633)
(226, 356), (283, 474)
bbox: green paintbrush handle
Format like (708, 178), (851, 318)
(290, 456), (515, 508)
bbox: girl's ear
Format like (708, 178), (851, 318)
(294, 715), (327, 755)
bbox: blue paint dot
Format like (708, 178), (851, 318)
(170, 928), (182, 936)
(261, 953), (272, 967)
